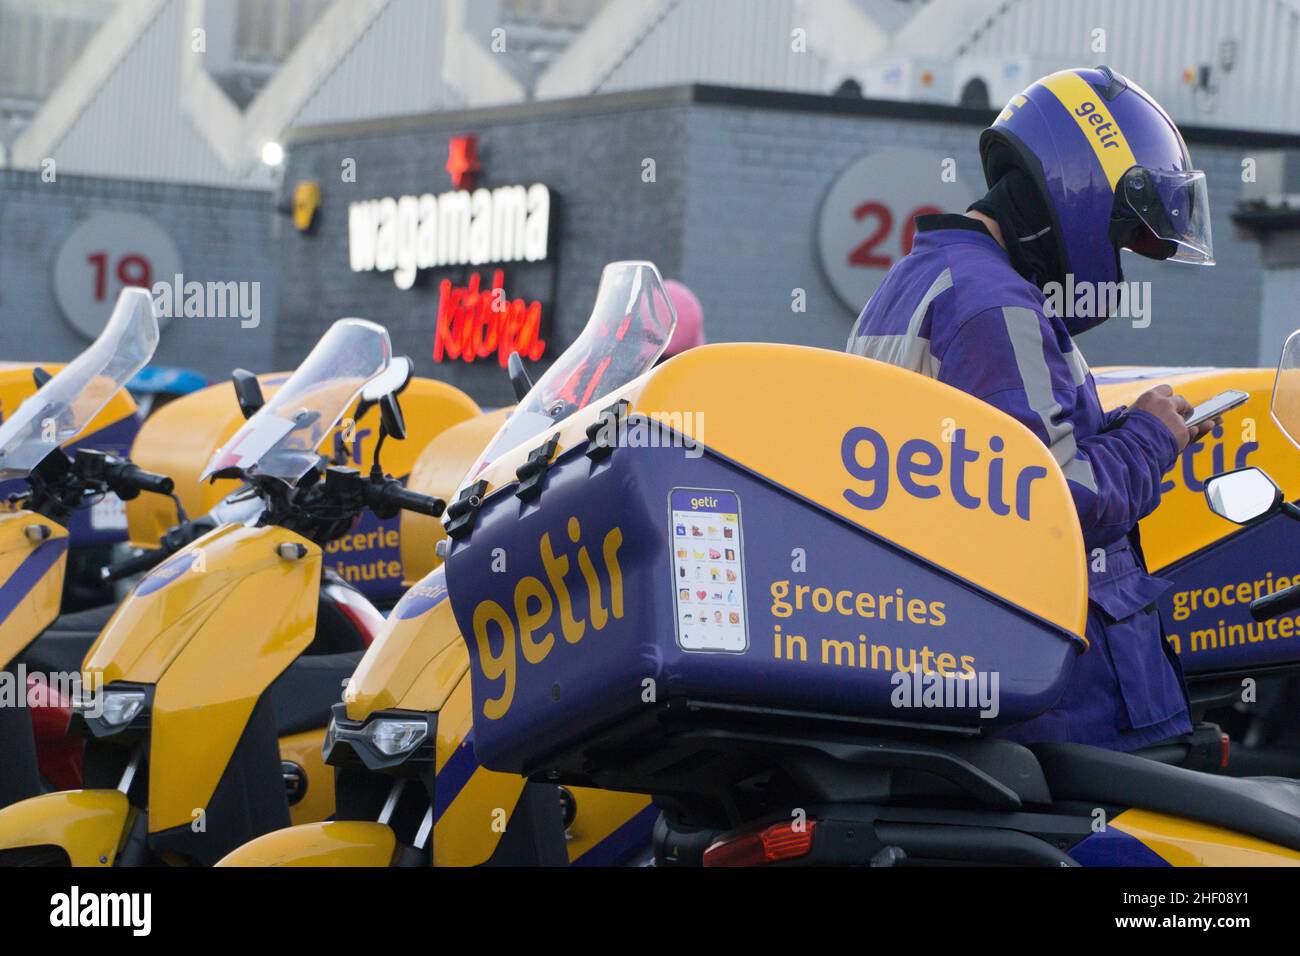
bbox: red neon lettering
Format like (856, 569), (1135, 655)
(433, 270), (546, 367)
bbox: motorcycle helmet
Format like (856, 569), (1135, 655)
(980, 66), (1213, 323)
(662, 279), (705, 359)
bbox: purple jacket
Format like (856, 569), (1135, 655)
(846, 215), (1191, 751)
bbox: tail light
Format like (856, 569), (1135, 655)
(703, 820), (817, 867)
(27, 674), (83, 790)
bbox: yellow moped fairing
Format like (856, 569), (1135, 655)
(280, 728), (334, 826)
(0, 512), (69, 668)
(0, 789), (129, 867)
(216, 821), (397, 867)
(343, 569), (651, 865)
(1110, 809), (1300, 866)
(344, 574), (523, 865)
(85, 523), (322, 834)
(345, 575), (464, 720)
(1095, 367), (1296, 572)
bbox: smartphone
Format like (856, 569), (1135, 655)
(1185, 389), (1249, 428)
(669, 488), (748, 653)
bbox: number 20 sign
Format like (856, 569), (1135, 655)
(817, 148), (976, 314)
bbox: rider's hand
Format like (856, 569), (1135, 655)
(1132, 384), (1217, 451)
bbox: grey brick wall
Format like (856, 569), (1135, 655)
(276, 103), (690, 407)
(278, 87), (1272, 411)
(679, 102), (1265, 370)
(0, 170), (278, 378)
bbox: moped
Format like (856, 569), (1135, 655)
(0, 318), (440, 865)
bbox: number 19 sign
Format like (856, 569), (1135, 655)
(816, 148), (976, 314)
(53, 212), (182, 340)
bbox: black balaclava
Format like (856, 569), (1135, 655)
(968, 168), (1064, 292)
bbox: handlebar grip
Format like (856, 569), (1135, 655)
(373, 481), (445, 518)
(114, 464), (175, 496)
(1251, 583), (1300, 622)
(101, 547), (168, 583)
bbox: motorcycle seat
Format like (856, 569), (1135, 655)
(1032, 741), (1300, 852)
(270, 650), (365, 737)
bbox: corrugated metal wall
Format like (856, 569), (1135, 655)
(290, 0), (453, 128)
(953, 0), (1300, 131)
(0, 0), (117, 109)
(589, 0), (830, 95)
(43, 1), (246, 186)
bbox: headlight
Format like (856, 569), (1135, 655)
(363, 719), (428, 757)
(99, 689), (147, 728)
(72, 687), (147, 728)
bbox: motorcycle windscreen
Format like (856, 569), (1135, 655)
(456, 261), (675, 495)
(202, 319), (390, 484)
(1272, 329), (1300, 451)
(0, 289), (158, 479)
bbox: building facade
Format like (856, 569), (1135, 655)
(0, 168), (277, 375)
(271, 85), (1294, 407)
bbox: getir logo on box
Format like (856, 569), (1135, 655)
(841, 425), (1046, 520)
(470, 516), (625, 720)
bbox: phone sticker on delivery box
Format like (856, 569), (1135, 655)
(669, 488), (748, 653)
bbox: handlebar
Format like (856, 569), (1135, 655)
(98, 510), (221, 584)
(101, 546), (168, 583)
(108, 462), (175, 498)
(72, 450), (175, 499)
(364, 476), (445, 518)
(1251, 583), (1300, 622)
(319, 466), (444, 519)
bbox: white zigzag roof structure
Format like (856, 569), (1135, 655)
(12, 0), (524, 188)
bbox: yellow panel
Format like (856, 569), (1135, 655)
(347, 573), (653, 865)
(0, 513), (69, 669)
(398, 639), (470, 715)
(1095, 368), (1299, 571)
(473, 344), (1087, 635)
(281, 728), (335, 826)
(215, 821), (396, 867)
(145, 531), (321, 833)
(564, 789), (652, 864)
(401, 407), (512, 584)
(0, 789), (129, 867)
(431, 676), (525, 867)
(77, 523), (321, 833)
(345, 587), (464, 720)
(85, 524), (315, 682)
(1111, 808), (1300, 866)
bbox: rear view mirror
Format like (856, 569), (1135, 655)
(1204, 467), (1282, 525)
(379, 392), (407, 442)
(361, 356), (412, 404)
(231, 369), (265, 420)
(507, 351), (534, 402)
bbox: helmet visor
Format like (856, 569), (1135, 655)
(1120, 167), (1214, 265)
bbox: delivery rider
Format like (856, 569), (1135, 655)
(847, 67), (1218, 751)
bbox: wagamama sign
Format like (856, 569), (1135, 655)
(349, 183), (551, 290)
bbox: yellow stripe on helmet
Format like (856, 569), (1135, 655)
(1041, 70), (1137, 190)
